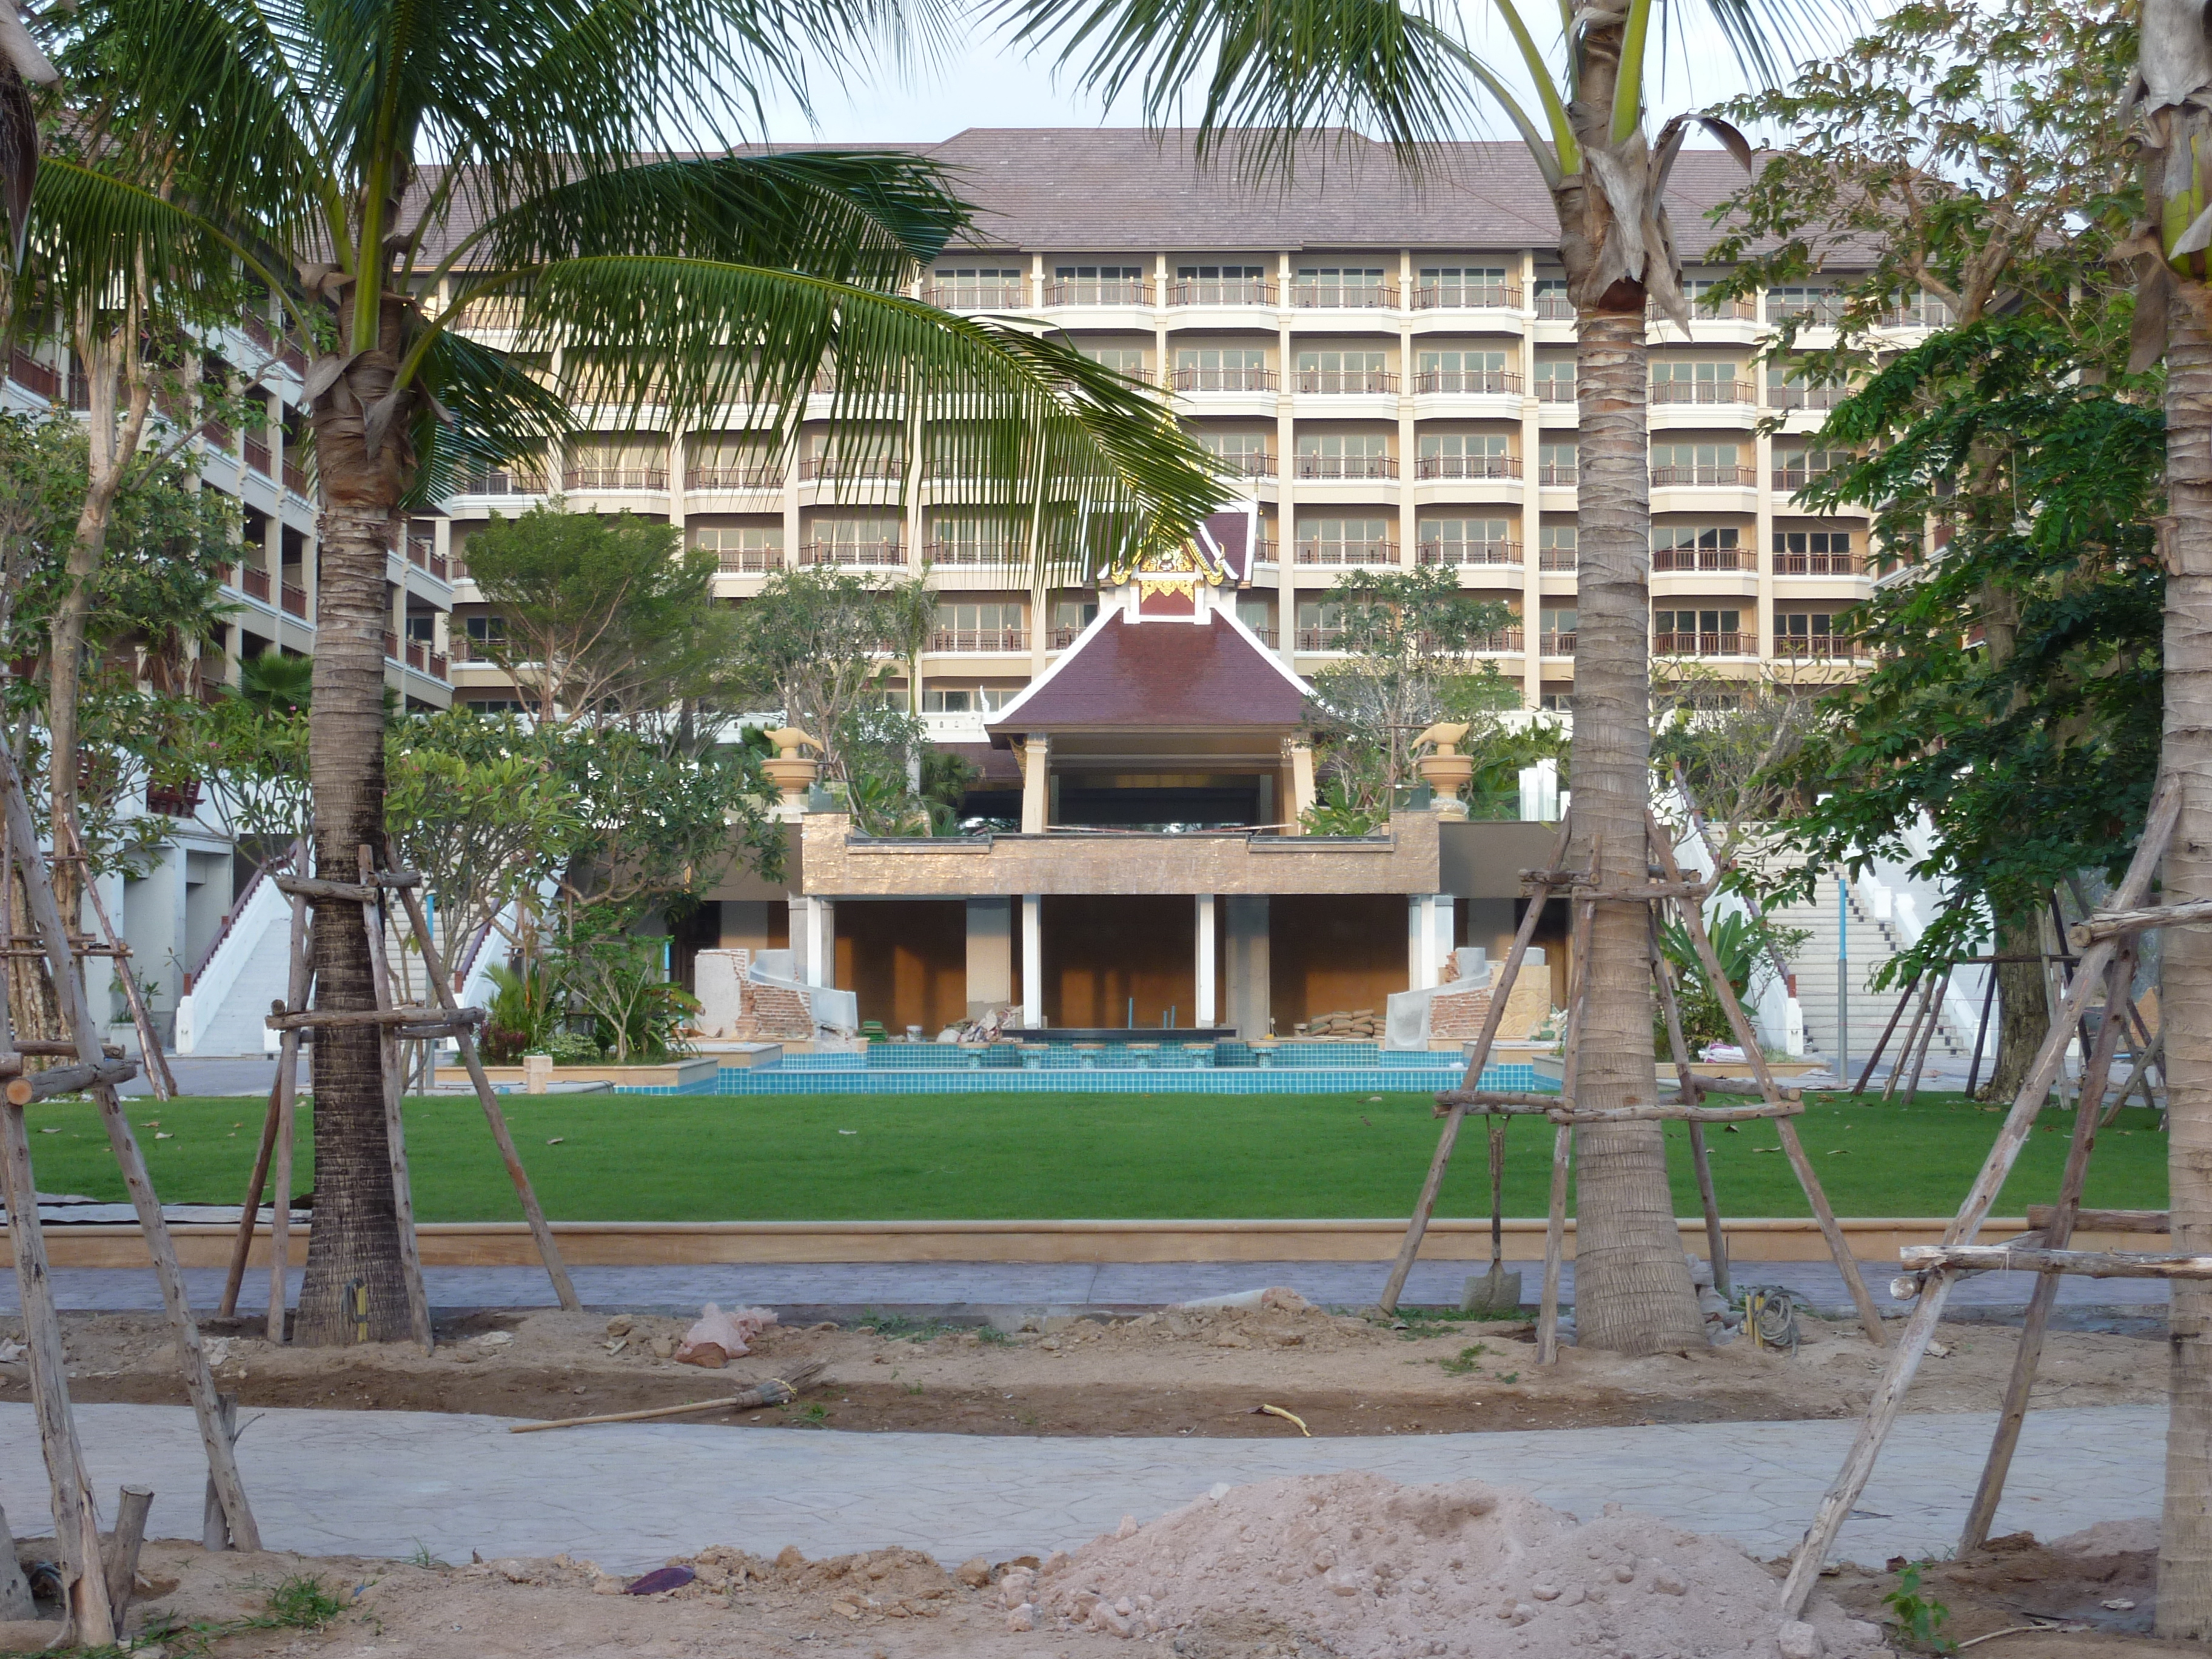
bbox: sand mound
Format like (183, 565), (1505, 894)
(1022, 1472), (1889, 1658)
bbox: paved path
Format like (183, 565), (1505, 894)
(2, 1259), (2168, 1319)
(0, 1402), (2162, 1574)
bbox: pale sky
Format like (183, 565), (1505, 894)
(751, 7), (1815, 148)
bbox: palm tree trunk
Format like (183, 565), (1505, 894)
(1565, 304), (1706, 1354)
(2160, 278), (2212, 1639)
(293, 352), (412, 1347)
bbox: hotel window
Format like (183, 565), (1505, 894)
(1052, 264), (1147, 303)
(1292, 265), (1388, 306)
(1296, 431), (1393, 478)
(1295, 516), (1393, 565)
(1649, 442), (1746, 486)
(930, 266), (1024, 305)
(1416, 265), (1513, 307)
(1775, 609), (1853, 656)
(1538, 524), (1578, 569)
(1651, 525), (1743, 571)
(1537, 441), (1577, 485)
(1654, 608), (1743, 652)
(1173, 346), (1270, 391)
(1294, 349), (1390, 393)
(1296, 598), (1347, 650)
(1418, 432), (1513, 479)
(1533, 359), (1576, 403)
(1414, 349), (1509, 394)
(691, 524), (783, 574)
(1195, 430), (1272, 475)
(1417, 517), (1514, 566)
(1081, 346), (1147, 373)
(931, 600), (1026, 652)
(1174, 263), (1269, 303)
(1649, 360), (1744, 403)
(1772, 528), (1857, 574)
(1235, 595), (1276, 644)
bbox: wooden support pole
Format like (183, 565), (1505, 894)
(2067, 895), (2212, 948)
(389, 879), (578, 1311)
(360, 846), (432, 1353)
(5, 1056), (138, 1104)
(2103, 1029), (2163, 1128)
(1880, 977), (1937, 1104)
(201, 1393), (240, 1550)
(1537, 879), (1596, 1366)
(1433, 1088), (1581, 1111)
(1651, 902), (1728, 1296)
(103, 1484), (152, 1618)
(1966, 965), (1997, 1099)
(1854, 980), (1917, 1097)
(218, 1070), (286, 1319)
(267, 863), (311, 1347)
(63, 822), (175, 1101)
(1378, 815), (1574, 1313)
(0, 1498), (33, 1620)
(265, 1004), (484, 1031)
(1901, 973), (1951, 1107)
(1960, 945), (2133, 1554)
(2024, 1205), (2169, 1233)
(1781, 773), (2182, 1615)
(0, 747), (261, 1553)
(508, 1359), (829, 1432)
(273, 873), (422, 903)
(1900, 1244), (2212, 1279)
(1644, 809), (1885, 1346)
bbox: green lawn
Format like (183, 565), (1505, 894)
(17, 1090), (2168, 1222)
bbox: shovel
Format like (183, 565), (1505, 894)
(1462, 1116), (1523, 1313)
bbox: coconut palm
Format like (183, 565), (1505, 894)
(1001, 0), (1806, 1351)
(49, 0), (1222, 1345)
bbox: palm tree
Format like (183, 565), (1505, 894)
(52, 0), (1222, 1346)
(1002, 0), (1801, 1352)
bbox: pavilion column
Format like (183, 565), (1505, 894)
(1020, 894), (1043, 1028)
(1225, 896), (1270, 1039)
(965, 897), (1013, 1019)
(1195, 893), (1217, 1028)
(1021, 734), (1050, 834)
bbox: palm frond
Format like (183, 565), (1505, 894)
(404, 327), (575, 506)
(514, 254), (1225, 575)
(22, 156), (280, 318)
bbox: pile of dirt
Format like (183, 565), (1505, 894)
(1024, 1472), (1888, 1658)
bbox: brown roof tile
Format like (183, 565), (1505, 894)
(986, 611), (1307, 739)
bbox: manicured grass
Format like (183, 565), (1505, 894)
(18, 1090), (2168, 1222)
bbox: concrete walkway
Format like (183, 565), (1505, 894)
(0, 1402), (2162, 1574)
(2, 1259), (2169, 1320)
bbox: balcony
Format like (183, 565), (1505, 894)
(711, 546), (784, 574)
(1539, 546), (1579, 571)
(1654, 631), (1746, 656)
(1290, 281), (1399, 309)
(1293, 369), (1399, 395)
(563, 466), (666, 491)
(799, 539), (904, 568)
(1535, 462), (1577, 486)
(8, 349), (57, 401)
(1534, 292), (1574, 320)
(1413, 370), (1521, 396)
(1651, 546), (1746, 572)
(1414, 282), (1523, 310)
(923, 282), (1025, 308)
(244, 433), (273, 475)
(1776, 635), (1860, 659)
(1772, 466), (1835, 492)
(1170, 366), (1278, 394)
(925, 540), (1018, 567)
(800, 455), (905, 482)
(283, 457), (311, 495)
(927, 628), (1028, 652)
(1296, 627), (1343, 651)
(1252, 537), (1280, 564)
(1540, 631), (1576, 655)
(280, 580), (309, 617)
(1295, 454), (1398, 481)
(384, 630), (401, 661)
(1767, 295), (1848, 327)
(1415, 455), (1520, 481)
(461, 468), (545, 497)
(1651, 379), (1748, 406)
(1768, 384), (1846, 411)
(240, 565), (272, 603)
(1649, 296), (1758, 323)
(1168, 279), (1276, 306)
(1773, 549), (1863, 576)
(1535, 379), (1576, 404)
(1239, 626), (1278, 648)
(1467, 628), (1524, 652)
(1650, 464), (1757, 487)
(405, 539), (451, 581)
(686, 464), (782, 490)
(1043, 279), (1152, 306)
(146, 779), (203, 817)
(1418, 540), (1522, 568)
(404, 639), (427, 671)
(1207, 452), (1278, 478)
(1883, 298), (1956, 328)
(1295, 540), (1397, 567)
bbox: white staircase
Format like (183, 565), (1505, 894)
(1767, 881), (1973, 1067)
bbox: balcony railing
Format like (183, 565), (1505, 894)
(201, 417), (233, 451)
(927, 628), (1028, 652)
(1534, 292), (1575, 320)
(1168, 279), (1276, 306)
(1043, 279), (1152, 306)
(405, 541), (451, 581)
(924, 541), (1017, 566)
(1206, 452), (1278, 478)
(1295, 454), (1399, 480)
(1290, 282), (1399, 309)
(1415, 454), (1520, 480)
(1252, 537), (1279, 563)
(1651, 379), (1748, 405)
(1650, 463), (1757, 487)
(451, 635), (493, 663)
(1540, 631), (1577, 655)
(429, 649), (449, 680)
(1466, 628), (1524, 652)
(1767, 295), (1848, 327)
(1295, 540), (1398, 566)
(563, 466), (666, 491)
(461, 469), (545, 496)
(800, 455), (905, 481)
(1772, 467), (1836, 492)
(1776, 635), (1860, 659)
(1768, 384), (1846, 411)
(1239, 626), (1278, 648)
(1418, 540), (1522, 568)
(1535, 378), (1576, 404)
(283, 457), (311, 495)
(923, 282), (1025, 308)
(280, 580), (309, 617)
(1882, 299), (1957, 329)
(1649, 296), (1758, 323)
(383, 630), (401, 661)
(146, 779), (203, 816)
(1772, 549), (1863, 575)
(1535, 462), (1577, 486)
(1651, 546), (1746, 572)
(240, 565), (272, 603)
(713, 546), (785, 574)
(1414, 282), (1523, 310)
(1653, 630), (1746, 656)
(1413, 369), (1522, 396)
(1297, 627), (1344, 651)
(799, 539), (904, 567)
(1170, 366), (1278, 394)
(686, 464), (782, 490)
(1050, 625), (1083, 649)
(1538, 546), (1580, 571)
(8, 349), (57, 401)
(1293, 369), (1399, 395)
(404, 639), (427, 671)
(243, 433), (273, 475)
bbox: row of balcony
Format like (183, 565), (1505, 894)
(1652, 547), (1864, 575)
(700, 541), (1873, 577)
(382, 631), (451, 679)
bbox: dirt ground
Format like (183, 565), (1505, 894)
(0, 1298), (2166, 1436)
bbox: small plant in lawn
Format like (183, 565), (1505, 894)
(1438, 1343), (1489, 1376)
(1883, 1562), (1956, 1654)
(407, 1540), (447, 1569)
(1496, 1370), (1520, 1384)
(266, 1574), (346, 1629)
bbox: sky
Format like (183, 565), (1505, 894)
(749, 8), (1812, 148)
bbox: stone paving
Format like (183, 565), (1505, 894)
(0, 1401), (2163, 1574)
(0, 1259), (2169, 1318)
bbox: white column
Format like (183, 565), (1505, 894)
(1409, 894), (1441, 989)
(1021, 735), (1050, 834)
(806, 896), (834, 988)
(965, 897), (1013, 1017)
(1020, 894), (1043, 1028)
(1195, 893), (1218, 1028)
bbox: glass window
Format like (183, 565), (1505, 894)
(1055, 264), (1144, 280)
(1178, 264), (1267, 279)
(1296, 350), (1387, 371)
(1538, 442), (1577, 483)
(1419, 433), (1510, 457)
(1082, 347), (1147, 372)
(1300, 432), (1390, 456)
(922, 688), (974, 712)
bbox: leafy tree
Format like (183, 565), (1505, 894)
(731, 565), (904, 783)
(48, 0), (1222, 1345)
(1004, 0), (1806, 1352)
(460, 504), (740, 720)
